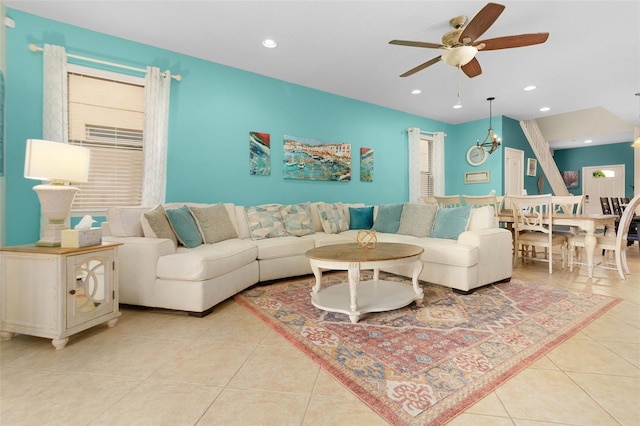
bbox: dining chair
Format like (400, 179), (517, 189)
(610, 197), (623, 216)
(551, 194), (584, 235)
(568, 194), (640, 279)
(462, 194), (499, 210)
(600, 197), (612, 215)
(434, 195), (463, 208)
(509, 194), (567, 274)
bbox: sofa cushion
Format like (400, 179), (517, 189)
(106, 205), (150, 237)
(397, 203), (437, 237)
(156, 239), (257, 281)
(372, 203), (404, 233)
(252, 236), (315, 260)
(245, 204), (288, 240)
(349, 206), (374, 230)
(467, 205), (497, 230)
(142, 204), (178, 247)
(316, 202), (349, 234)
(165, 205), (204, 248)
(279, 203), (315, 236)
(430, 206), (472, 240)
(190, 204), (238, 244)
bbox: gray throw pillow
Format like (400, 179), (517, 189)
(190, 204), (238, 244)
(397, 203), (438, 237)
(142, 204), (178, 246)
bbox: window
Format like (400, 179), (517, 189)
(67, 65), (145, 214)
(419, 137), (433, 198)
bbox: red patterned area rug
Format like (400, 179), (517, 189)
(234, 272), (619, 425)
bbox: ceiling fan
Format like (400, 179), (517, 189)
(389, 2), (549, 78)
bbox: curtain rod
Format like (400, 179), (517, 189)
(28, 44), (182, 81)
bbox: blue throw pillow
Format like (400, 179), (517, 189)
(430, 206), (472, 240)
(349, 206), (374, 230)
(372, 203), (404, 233)
(165, 205), (203, 248)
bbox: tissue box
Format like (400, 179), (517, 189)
(61, 228), (102, 248)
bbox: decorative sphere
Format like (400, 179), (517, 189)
(357, 230), (377, 249)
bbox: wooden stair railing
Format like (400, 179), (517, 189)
(520, 119), (569, 196)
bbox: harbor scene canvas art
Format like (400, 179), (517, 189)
(249, 131), (271, 176)
(283, 135), (351, 181)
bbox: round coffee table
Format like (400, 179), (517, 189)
(305, 242), (424, 323)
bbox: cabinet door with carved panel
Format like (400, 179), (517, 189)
(66, 250), (116, 329)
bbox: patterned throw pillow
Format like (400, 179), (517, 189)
(244, 204), (288, 240)
(189, 204), (238, 244)
(142, 204), (178, 247)
(165, 205), (204, 248)
(316, 202), (349, 234)
(279, 203), (315, 236)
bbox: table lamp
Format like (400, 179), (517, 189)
(24, 139), (90, 246)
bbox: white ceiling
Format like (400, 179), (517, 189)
(6, 1), (640, 149)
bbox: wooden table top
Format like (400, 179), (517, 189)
(0, 241), (122, 255)
(306, 242), (423, 262)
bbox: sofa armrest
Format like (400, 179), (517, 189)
(458, 228), (513, 283)
(102, 236), (175, 306)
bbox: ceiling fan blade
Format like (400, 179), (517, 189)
(459, 2), (505, 43)
(475, 33), (549, 50)
(461, 57), (482, 78)
(389, 39), (444, 49)
(400, 56), (442, 77)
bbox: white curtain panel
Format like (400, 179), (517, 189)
(407, 127), (421, 203)
(42, 44), (68, 143)
(432, 131), (445, 196)
(41, 44), (69, 236)
(142, 67), (171, 206)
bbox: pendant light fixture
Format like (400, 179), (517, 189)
(477, 97), (501, 154)
(632, 92), (640, 148)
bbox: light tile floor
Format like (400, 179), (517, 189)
(1, 247), (639, 425)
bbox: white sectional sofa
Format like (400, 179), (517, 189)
(102, 201), (513, 316)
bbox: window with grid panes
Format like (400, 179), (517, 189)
(419, 136), (433, 198)
(67, 65), (145, 215)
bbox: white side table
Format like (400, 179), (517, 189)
(0, 242), (122, 349)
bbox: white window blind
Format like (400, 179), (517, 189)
(67, 67), (145, 214)
(419, 137), (433, 198)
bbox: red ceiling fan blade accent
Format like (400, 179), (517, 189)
(400, 56), (442, 77)
(389, 40), (444, 49)
(461, 57), (482, 78)
(459, 2), (505, 43)
(475, 33), (549, 50)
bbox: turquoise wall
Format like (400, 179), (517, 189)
(4, 10), (452, 245)
(446, 116), (504, 195)
(553, 142), (635, 197)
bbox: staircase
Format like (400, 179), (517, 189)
(519, 119), (569, 196)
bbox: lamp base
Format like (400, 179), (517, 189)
(33, 183), (80, 247)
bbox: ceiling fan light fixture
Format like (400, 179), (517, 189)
(632, 136), (640, 148)
(441, 46), (478, 67)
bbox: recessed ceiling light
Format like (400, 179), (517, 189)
(584, 139), (593, 143)
(411, 89), (422, 95)
(262, 39), (277, 48)
(539, 106), (550, 112)
(524, 85), (537, 91)
(453, 104), (462, 109)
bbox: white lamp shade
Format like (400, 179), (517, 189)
(441, 46), (478, 67)
(24, 139), (90, 183)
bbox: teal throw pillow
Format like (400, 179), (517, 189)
(430, 206), (472, 240)
(371, 203), (404, 233)
(349, 206), (374, 230)
(165, 205), (204, 248)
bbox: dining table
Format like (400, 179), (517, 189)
(498, 209), (618, 279)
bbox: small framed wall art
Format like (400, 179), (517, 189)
(527, 158), (537, 176)
(464, 170), (490, 184)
